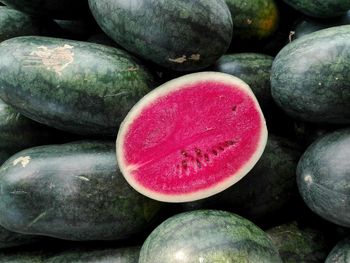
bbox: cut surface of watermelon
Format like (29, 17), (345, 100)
(116, 72), (267, 202)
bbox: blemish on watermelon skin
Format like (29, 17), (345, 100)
(119, 74), (266, 200)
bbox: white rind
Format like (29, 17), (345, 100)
(116, 72), (268, 203)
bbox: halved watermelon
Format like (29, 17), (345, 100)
(116, 72), (267, 202)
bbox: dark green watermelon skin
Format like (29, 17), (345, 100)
(283, 0), (350, 18)
(0, 36), (154, 136)
(88, 0), (233, 71)
(326, 237), (350, 263)
(225, 0), (279, 41)
(297, 129), (350, 227)
(140, 210), (282, 263)
(267, 222), (329, 263)
(178, 135), (302, 221)
(0, 141), (161, 241)
(271, 26), (350, 125)
(1, 0), (89, 19)
(0, 6), (55, 42)
(292, 12), (350, 40)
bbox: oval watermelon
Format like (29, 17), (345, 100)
(0, 141), (161, 241)
(297, 129), (350, 227)
(0, 36), (154, 136)
(88, 0), (233, 71)
(116, 72), (267, 203)
(271, 25), (350, 125)
(139, 210), (282, 263)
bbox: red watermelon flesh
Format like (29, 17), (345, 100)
(117, 72), (267, 202)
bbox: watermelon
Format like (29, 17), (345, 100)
(1, 0), (90, 19)
(0, 36), (154, 136)
(271, 25), (350, 125)
(0, 6), (56, 42)
(283, 0), (350, 18)
(116, 72), (267, 203)
(139, 210), (282, 263)
(297, 129), (350, 227)
(177, 134), (302, 221)
(225, 0), (279, 41)
(88, 0), (233, 71)
(0, 141), (161, 241)
(267, 222), (329, 263)
(291, 11), (350, 40)
(326, 237), (350, 263)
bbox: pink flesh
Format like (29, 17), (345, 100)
(122, 81), (263, 195)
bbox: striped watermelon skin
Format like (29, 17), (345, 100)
(0, 141), (161, 241)
(139, 210), (282, 263)
(271, 26), (350, 125)
(88, 0), (233, 71)
(0, 36), (154, 136)
(297, 129), (350, 227)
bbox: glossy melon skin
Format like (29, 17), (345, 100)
(271, 26), (350, 125)
(267, 222), (329, 263)
(0, 141), (161, 241)
(88, 0), (233, 71)
(326, 237), (350, 263)
(225, 0), (279, 41)
(0, 36), (154, 136)
(139, 210), (282, 263)
(297, 129), (350, 227)
(283, 0), (350, 18)
(1, 0), (90, 19)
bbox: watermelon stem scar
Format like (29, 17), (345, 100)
(116, 72), (268, 203)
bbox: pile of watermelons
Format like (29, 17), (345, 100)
(0, 0), (349, 262)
